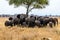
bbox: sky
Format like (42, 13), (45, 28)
(0, 0), (60, 16)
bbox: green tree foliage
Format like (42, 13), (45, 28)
(8, 0), (49, 16)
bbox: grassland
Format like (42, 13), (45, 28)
(0, 17), (60, 40)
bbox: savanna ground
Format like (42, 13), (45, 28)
(0, 17), (60, 40)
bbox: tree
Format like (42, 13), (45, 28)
(8, 0), (49, 16)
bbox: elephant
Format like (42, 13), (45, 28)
(12, 18), (20, 26)
(35, 20), (41, 27)
(17, 14), (27, 25)
(5, 20), (13, 27)
(53, 18), (58, 25)
(25, 16), (36, 27)
(48, 21), (53, 28)
(48, 18), (56, 26)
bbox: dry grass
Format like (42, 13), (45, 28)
(0, 17), (60, 40)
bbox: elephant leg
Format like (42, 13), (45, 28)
(54, 22), (56, 26)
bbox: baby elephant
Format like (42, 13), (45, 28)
(5, 20), (13, 27)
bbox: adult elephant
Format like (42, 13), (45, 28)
(37, 17), (49, 27)
(48, 17), (58, 27)
(13, 18), (20, 26)
(43, 18), (50, 26)
(53, 18), (58, 25)
(35, 20), (41, 27)
(49, 18), (56, 26)
(25, 15), (36, 27)
(17, 14), (27, 26)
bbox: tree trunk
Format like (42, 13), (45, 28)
(26, 5), (29, 17)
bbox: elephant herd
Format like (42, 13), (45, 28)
(5, 14), (58, 28)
